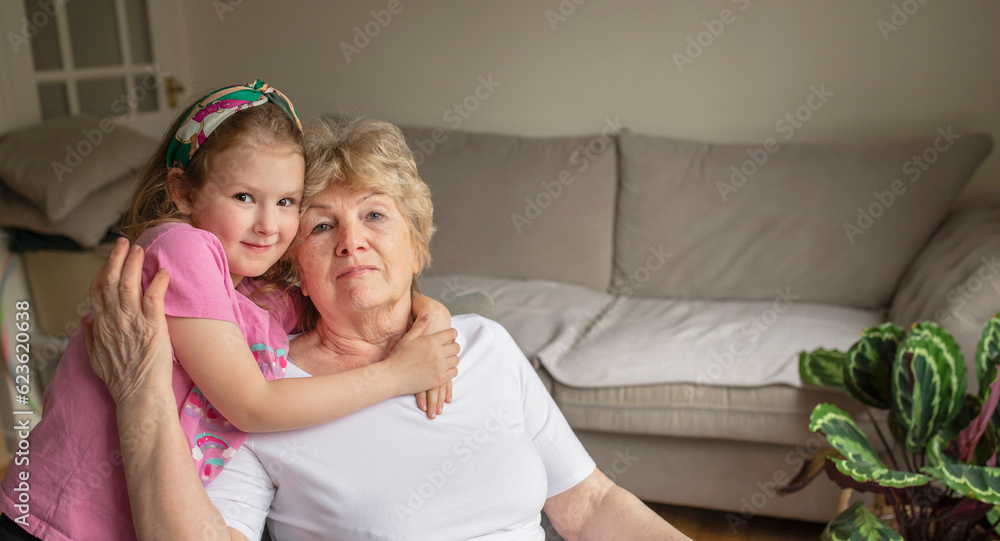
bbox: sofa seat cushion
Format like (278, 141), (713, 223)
(549, 377), (884, 446)
(400, 125), (618, 291)
(539, 295), (884, 388)
(614, 129), (993, 309)
(419, 274), (616, 363)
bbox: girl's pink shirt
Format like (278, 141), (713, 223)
(0, 222), (298, 540)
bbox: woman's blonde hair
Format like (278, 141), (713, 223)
(293, 116), (435, 330)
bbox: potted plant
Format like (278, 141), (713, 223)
(780, 313), (1000, 540)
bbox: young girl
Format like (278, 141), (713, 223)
(0, 80), (458, 540)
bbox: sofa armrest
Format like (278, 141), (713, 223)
(890, 198), (1000, 363)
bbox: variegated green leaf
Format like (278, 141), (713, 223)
(821, 502), (903, 541)
(893, 323), (967, 453)
(978, 313), (1000, 397)
(800, 349), (848, 391)
(924, 435), (1000, 504)
(810, 404), (930, 488)
(843, 323), (903, 409)
(910, 322), (967, 424)
(988, 506), (1000, 535)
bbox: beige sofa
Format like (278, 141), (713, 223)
(402, 122), (998, 524)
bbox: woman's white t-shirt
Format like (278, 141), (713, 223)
(206, 314), (597, 540)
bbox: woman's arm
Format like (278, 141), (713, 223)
(542, 468), (693, 541)
(85, 240), (248, 540)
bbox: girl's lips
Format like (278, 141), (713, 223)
(241, 242), (273, 253)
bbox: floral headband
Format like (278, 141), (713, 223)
(165, 79), (302, 168)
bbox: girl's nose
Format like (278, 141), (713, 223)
(254, 207), (279, 236)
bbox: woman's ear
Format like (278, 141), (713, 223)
(167, 168), (194, 215)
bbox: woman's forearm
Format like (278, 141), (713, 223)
(116, 388), (238, 540)
(85, 241), (243, 540)
(579, 484), (692, 541)
(544, 469), (692, 541)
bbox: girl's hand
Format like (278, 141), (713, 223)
(385, 315), (460, 405)
(83, 238), (174, 406)
(415, 380), (453, 419)
(410, 294), (455, 418)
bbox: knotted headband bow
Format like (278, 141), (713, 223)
(166, 79), (302, 168)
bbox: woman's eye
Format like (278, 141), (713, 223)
(367, 212), (383, 220)
(311, 223), (331, 233)
(233, 193), (252, 203)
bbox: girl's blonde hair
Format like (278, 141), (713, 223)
(119, 99), (305, 245)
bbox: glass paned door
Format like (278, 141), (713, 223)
(4, 0), (188, 137)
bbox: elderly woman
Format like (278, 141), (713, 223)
(87, 117), (692, 540)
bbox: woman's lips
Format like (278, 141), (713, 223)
(338, 265), (378, 279)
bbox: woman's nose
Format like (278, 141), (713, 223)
(336, 220), (366, 255)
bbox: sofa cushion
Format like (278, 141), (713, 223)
(0, 115), (155, 221)
(419, 275), (616, 364)
(539, 294), (884, 388)
(0, 172), (136, 248)
(889, 198), (1000, 385)
(614, 129), (993, 309)
(401, 126), (618, 291)
(550, 375), (886, 447)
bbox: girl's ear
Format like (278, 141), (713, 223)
(167, 168), (194, 215)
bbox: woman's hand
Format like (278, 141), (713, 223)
(83, 238), (173, 406)
(411, 293), (456, 419)
(384, 315), (460, 415)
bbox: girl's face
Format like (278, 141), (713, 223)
(176, 142), (305, 285)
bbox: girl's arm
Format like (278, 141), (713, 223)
(85, 241), (247, 540)
(169, 314), (459, 433)
(411, 293), (455, 418)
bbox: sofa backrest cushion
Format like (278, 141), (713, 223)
(614, 129), (993, 309)
(400, 125), (617, 291)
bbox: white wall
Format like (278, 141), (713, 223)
(182, 0), (1000, 195)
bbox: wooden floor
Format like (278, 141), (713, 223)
(649, 503), (826, 540)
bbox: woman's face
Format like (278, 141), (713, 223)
(296, 185), (419, 315)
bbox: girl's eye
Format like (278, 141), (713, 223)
(233, 193), (252, 203)
(278, 198), (296, 207)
